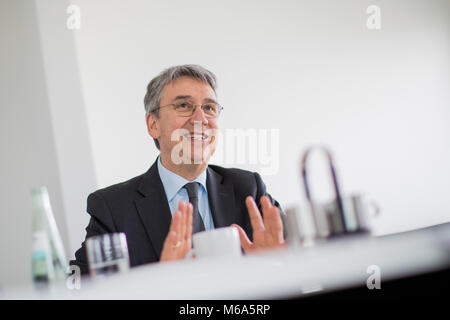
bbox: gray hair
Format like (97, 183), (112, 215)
(143, 64), (218, 149)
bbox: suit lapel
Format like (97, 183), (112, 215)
(135, 161), (172, 259)
(134, 162), (238, 259)
(207, 167), (237, 228)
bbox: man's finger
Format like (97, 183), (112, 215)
(231, 224), (253, 253)
(260, 196), (273, 234)
(261, 195), (283, 242)
(178, 201), (187, 240)
(161, 230), (177, 262)
(163, 230), (177, 248)
(185, 203), (193, 240)
(171, 210), (182, 237)
(245, 196), (265, 233)
(181, 238), (192, 258)
(268, 205), (284, 243)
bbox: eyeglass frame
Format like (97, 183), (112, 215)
(151, 101), (224, 119)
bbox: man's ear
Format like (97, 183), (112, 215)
(146, 113), (160, 139)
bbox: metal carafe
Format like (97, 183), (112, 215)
(301, 146), (371, 239)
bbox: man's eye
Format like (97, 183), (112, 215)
(203, 104), (216, 112)
(177, 103), (191, 109)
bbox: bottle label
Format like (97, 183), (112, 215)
(32, 231), (54, 279)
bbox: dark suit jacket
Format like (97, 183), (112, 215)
(70, 160), (283, 274)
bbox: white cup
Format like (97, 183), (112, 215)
(187, 226), (242, 260)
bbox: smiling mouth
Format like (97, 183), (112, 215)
(184, 132), (209, 141)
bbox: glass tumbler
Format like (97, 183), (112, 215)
(86, 233), (130, 279)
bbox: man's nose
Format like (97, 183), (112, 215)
(189, 105), (209, 124)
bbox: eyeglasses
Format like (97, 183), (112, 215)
(152, 101), (223, 119)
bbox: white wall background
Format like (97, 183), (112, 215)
(0, 0), (68, 288)
(73, 0), (450, 235)
(0, 0), (96, 287)
(1, 0), (449, 288)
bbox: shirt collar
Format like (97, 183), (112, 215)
(157, 156), (207, 202)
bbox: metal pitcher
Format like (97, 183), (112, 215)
(300, 146), (375, 239)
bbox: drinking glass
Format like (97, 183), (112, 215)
(85, 233), (130, 279)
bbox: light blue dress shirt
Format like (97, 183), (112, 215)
(157, 156), (214, 231)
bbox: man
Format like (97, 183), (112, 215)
(70, 65), (285, 274)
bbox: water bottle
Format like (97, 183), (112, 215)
(31, 187), (67, 289)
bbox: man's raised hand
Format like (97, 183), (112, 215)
(232, 195), (285, 254)
(160, 200), (193, 262)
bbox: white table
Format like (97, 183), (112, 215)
(3, 223), (449, 299)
